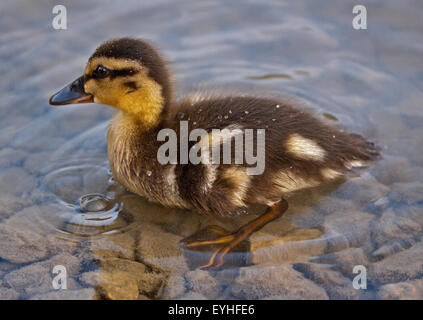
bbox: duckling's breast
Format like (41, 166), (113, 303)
(107, 112), (190, 208)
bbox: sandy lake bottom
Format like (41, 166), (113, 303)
(0, 0), (422, 299)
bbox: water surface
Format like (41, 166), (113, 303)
(0, 0), (422, 299)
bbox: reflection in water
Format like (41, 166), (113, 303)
(246, 73), (293, 80)
(42, 163), (128, 236)
(0, 0), (422, 300)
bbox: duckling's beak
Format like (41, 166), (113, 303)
(49, 76), (94, 105)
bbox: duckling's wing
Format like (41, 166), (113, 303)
(164, 94), (379, 212)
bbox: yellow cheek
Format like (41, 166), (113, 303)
(85, 80), (126, 106)
(84, 81), (96, 96)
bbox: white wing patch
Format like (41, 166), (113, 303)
(286, 133), (326, 161)
(321, 168), (342, 180)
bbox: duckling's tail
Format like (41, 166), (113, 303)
(345, 133), (381, 169)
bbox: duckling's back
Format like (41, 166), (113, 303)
(155, 95), (380, 215)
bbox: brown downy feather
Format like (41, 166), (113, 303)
(87, 38), (380, 216)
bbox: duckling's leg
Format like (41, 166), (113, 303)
(182, 199), (288, 269)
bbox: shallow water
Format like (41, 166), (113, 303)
(1, 0), (423, 299)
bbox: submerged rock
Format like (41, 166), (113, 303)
(0, 224), (50, 264)
(0, 123), (24, 150)
(0, 286), (19, 300)
(389, 181), (423, 205)
(185, 270), (222, 299)
(368, 240), (423, 285)
(90, 231), (136, 260)
(0, 261), (16, 279)
(137, 224), (189, 274)
(97, 271), (140, 300)
(178, 292), (207, 300)
(161, 275), (187, 299)
(370, 209), (421, 248)
(3, 253), (81, 297)
(0, 148), (27, 169)
(48, 174), (84, 203)
(310, 247), (368, 276)
(23, 151), (50, 174)
(231, 265), (328, 299)
(94, 257), (169, 299)
(372, 156), (416, 185)
(30, 288), (96, 300)
(0, 167), (36, 196)
(0, 194), (28, 221)
(336, 173), (390, 206)
(315, 197), (358, 216)
(79, 271), (105, 288)
(377, 279), (423, 300)
(294, 263), (360, 300)
(323, 210), (374, 252)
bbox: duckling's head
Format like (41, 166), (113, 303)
(50, 38), (172, 128)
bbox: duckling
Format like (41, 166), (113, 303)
(50, 38), (380, 268)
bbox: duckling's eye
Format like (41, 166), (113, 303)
(93, 65), (110, 79)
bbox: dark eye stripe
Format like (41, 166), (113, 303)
(110, 68), (138, 79)
(84, 68), (139, 82)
